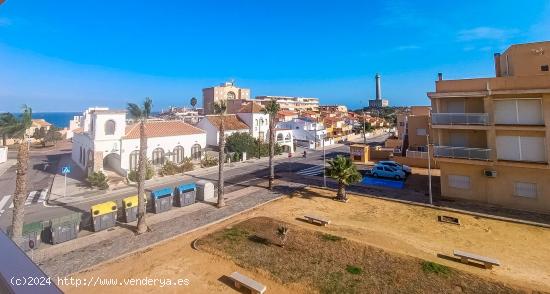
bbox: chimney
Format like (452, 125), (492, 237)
(494, 53), (502, 77)
(375, 73), (382, 100)
(437, 73), (443, 81)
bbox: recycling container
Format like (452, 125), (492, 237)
(122, 195), (139, 223)
(174, 183), (196, 207)
(49, 212), (81, 244)
(151, 187), (173, 213)
(91, 201), (117, 232)
(196, 180), (215, 202)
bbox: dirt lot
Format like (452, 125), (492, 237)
(61, 187), (550, 293)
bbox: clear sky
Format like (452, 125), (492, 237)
(1, 0), (549, 112)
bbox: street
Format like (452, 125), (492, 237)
(0, 133), (390, 231)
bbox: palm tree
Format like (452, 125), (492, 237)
(127, 97), (153, 234)
(213, 100), (227, 208)
(326, 155), (362, 202)
(0, 106), (32, 241)
(261, 99), (280, 190)
(0, 113), (18, 146)
(190, 97), (197, 110)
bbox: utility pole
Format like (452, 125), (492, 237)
(427, 134), (433, 205)
(257, 120), (262, 159)
(323, 135), (326, 187)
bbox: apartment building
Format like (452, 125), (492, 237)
(255, 95), (319, 111)
(202, 81), (251, 114)
(428, 41), (550, 213)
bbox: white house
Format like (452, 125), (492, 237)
(235, 103), (270, 142)
(277, 117), (330, 149)
(71, 108), (206, 176)
(196, 115), (250, 147)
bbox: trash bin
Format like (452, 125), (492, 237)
(49, 212), (81, 244)
(91, 201), (117, 232)
(14, 222), (43, 251)
(174, 183), (196, 207)
(196, 180), (215, 202)
(151, 187), (173, 213)
(122, 195), (139, 223)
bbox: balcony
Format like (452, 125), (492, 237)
(406, 150), (428, 159)
(434, 146), (491, 161)
(431, 113), (490, 125)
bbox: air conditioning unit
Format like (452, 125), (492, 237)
(484, 170), (497, 178)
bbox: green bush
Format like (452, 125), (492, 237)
(200, 155), (218, 168)
(180, 157), (194, 172)
(421, 261), (451, 276)
(159, 160), (179, 176)
(225, 132), (284, 159)
(345, 265), (363, 275)
(320, 233), (345, 242)
(87, 171), (109, 190)
(128, 161), (154, 182)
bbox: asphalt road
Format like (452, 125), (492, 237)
(0, 133), (389, 231)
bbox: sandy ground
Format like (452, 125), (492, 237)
(62, 187), (550, 293)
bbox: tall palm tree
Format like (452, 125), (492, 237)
(0, 107), (32, 241)
(0, 113), (18, 146)
(127, 97), (153, 234)
(190, 97), (197, 110)
(261, 99), (280, 190)
(213, 100), (227, 208)
(326, 155), (362, 202)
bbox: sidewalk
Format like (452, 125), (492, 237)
(36, 180), (305, 277)
(0, 159), (16, 177)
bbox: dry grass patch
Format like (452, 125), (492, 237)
(198, 216), (522, 294)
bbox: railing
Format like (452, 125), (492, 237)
(406, 150), (428, 159)
(431, 113), (490, 125)
(434, 146), (491, 161)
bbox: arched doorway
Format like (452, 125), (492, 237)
(191, 144), (202, 160)
(152, 147), (165, 166)
(173, 146), (185, 164)
(103, 153), (123, 175)
(129, 150), (139, 171)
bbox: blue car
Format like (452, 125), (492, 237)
(370, 165), (406, 180)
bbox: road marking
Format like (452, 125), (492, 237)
(296, 166), (324, 176)
(0, 195), (11, 214)
(1, 189), (49, 213)
(24, 190), (38, 205)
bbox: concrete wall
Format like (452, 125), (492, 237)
(0, 147), (7, 163)
(393, 155), (438, 168)
(498, 41), (550, 77)
(439, 161), (550, 214)
(407, 115), (430, 149)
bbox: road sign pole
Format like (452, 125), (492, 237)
(64, 172), (67, 197)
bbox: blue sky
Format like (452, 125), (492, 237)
(1, 0), (549, 112)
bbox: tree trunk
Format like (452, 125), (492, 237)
(2, 134), (6, 146)
(268, 117), (275, 190)
(336, 181), (346, 201)
(10, 140), (29, 242)
(136, 121), (148, 234)
(217, 117), (225, 208)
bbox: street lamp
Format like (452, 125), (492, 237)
(257, 119), (263, 159)
(426, 134), (433, 205)
(322, 133), (326, 187)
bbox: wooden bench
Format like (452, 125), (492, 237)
(453, 250), (500, 269)
(228, 272), (266, 294)
(304, 215), (331, 226)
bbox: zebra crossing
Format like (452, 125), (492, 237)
(0, 189), (48, 216)
(296, 165), (325, 176)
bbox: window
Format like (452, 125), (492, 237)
(496, 136), (546, 162)
(191, 144), (202, 160)
(494, 99), (543, 125)
(227, 91), (236, 100)
(416, 128), (427, 136)
(448, 175), (470, 190)
(277, 133), (283, 141)
(399, 122), (404, 126)
(152, 148), (165, 165)
(514, 182), (537, 198)
(173, 146), (185, 164)
(541, 65), (549, 72)
(104, 120), (116, 135)
(285, 133), (291, 141)
(129, 150), (139, 171)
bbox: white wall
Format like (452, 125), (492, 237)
(71, 132), (94, 171)
(92, 113), (126, 141)
(0, 147), (7, 164)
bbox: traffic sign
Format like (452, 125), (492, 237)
(61, 166), (71, 174)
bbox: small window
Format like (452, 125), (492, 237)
(514, 182), (537, 198)
(448, 175), (470, 190)
(541, 65), (549, 72)
(416, 128), (427, 136)
(104, 120), (116, 135)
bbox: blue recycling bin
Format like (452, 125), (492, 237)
(151, 187), (173, 213)
(174, 183), (196, 207)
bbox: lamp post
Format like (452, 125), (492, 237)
(257, 119), (263, 159)
(427, 134), (433, 205)
(323, 134), (326, 187)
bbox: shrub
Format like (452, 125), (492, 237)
(320, 233), (345, 242)
(200, 155), (218, 168)
(127, 161), (154, 182)
(87, 171), (109, 190)
(345, 265), (362, 275)
(421, 261), (451, 276)
(159, 160), (179, 176)
(180, 157), (194, 172)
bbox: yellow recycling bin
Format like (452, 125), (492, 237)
(91, 201), (117, 232)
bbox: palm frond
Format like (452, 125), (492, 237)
(261, 98), (280, 116)
(127, 103), (143, 121)
(213, 100), (227, 115)
(143, 97), (153, 118)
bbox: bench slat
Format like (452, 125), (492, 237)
(453, 250), (500, 265)
(229, 272), (266, 293)
(304, 215), (330, 224)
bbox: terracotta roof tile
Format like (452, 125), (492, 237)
(32, 119), (52, 128)
(124, 121), (205, 139)
(238, 102), (264, 113)
(205, 115), (250, 131)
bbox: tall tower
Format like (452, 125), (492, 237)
(375, 73), (382, 101)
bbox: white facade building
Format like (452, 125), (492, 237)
(71, 108), (206, 176)
(277, 118), (331, 149)
(196, 115), (250, 146)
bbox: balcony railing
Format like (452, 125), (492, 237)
(434, 146), (491, 160)
(406, 150), (428, 159)
(431, 113), (490, 125)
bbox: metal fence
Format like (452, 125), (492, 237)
(431, 113), (490, 125)
(433, 146), (491, 160)
(406, 150), (429, 159)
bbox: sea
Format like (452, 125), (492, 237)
(32, 112), (80, 129)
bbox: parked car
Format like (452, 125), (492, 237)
(376, 160), (411, 175)
(370, 165), (406, 180)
